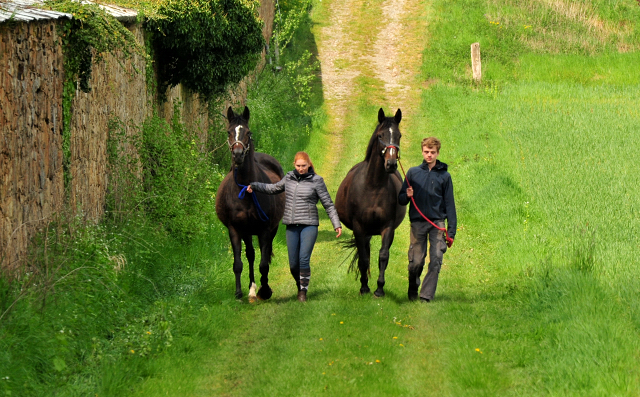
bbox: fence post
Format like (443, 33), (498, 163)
(471, 42), (481, 82)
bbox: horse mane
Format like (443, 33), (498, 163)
(364, 120), (390, 162)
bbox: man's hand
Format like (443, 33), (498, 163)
(246, 185), (253, 193)
(406, 187), (413, 198)
(335, 227), (342, 238)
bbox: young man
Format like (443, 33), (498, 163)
(398, 137), (457, 302)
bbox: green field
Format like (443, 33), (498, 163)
(134, 0), (640, 395)
(3, 0), (640, 395)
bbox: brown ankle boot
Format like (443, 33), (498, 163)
(297, 290), (307, 302)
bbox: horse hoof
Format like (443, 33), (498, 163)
(235, 292), (243, 300)
(257, 286), (273, 300)
(248, 283), (257, 303)
(374, 289), (385, 298)
(360, 288), (371, 295)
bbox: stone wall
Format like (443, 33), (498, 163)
(0, 1), (275, 272)
(0, 21), (65, 271)
(68, 24), (148, 222)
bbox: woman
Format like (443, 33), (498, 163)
(247, 152), (342, 302)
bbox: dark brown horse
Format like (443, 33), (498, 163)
(335, 108), (407, 297)
(215, 106), (285, 301)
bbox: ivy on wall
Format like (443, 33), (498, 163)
(44, 0), (143, 92)
(42, 0), (142, 191)
(40, 0), (265, 190)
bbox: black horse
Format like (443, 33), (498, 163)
(215, 106), (285, 301)
(335, 108), (407, 297)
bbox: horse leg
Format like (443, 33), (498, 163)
(228, 227), (244, 299)
(243, 236), (258, 303)
(355, 229), (372, 294)
(374, 227), (395, 297)
(256, 230), (275, 300)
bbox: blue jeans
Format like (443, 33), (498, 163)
(286, 225), (318, 271)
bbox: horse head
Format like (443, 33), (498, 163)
(376, 108), (402, 173)
(226, 106), (253, 167)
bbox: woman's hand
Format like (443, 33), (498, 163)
(406, 187), (413, 197)
(335, 227), (342, 238)
(246, 185), (253, 193)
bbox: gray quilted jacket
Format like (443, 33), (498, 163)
(251, 168), (341, 229)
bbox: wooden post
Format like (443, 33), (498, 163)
(471, 42), (481, 82)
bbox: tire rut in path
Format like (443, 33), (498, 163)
(318, 0), (427, 179)
(316, 0), (363, 176)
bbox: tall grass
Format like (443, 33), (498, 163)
(0, 108), (232, 395)
(4, 0), (640, 395)
(413, 75), (640, 395)
(423, 0), (640, 82)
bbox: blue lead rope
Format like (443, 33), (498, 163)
(234, 168), (270, 222)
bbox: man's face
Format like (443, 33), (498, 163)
(422, 146), (439, 166)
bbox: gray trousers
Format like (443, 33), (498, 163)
(408, 220), (448, 300)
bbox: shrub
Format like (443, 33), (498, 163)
(147, 0), (265, 100)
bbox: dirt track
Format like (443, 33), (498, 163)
(316, 0), (428, 174)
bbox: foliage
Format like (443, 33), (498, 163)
(139, 110), (222, 241)
(44, 0), (144, 92)
(0, 204), (233, 395)
(0, 217), (175, 396)
(146, 0), (265, 100)
(274, 0), (313, 52)
(107, 109), (224, 242)
(245, 50), (318, 163)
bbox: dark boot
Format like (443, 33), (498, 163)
(297, 290), (307, 302)
(408, 273), (419, 301)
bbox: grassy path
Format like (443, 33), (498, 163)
(134, 0), (451, 395)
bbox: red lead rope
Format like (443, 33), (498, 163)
(398, 159), (454, 248)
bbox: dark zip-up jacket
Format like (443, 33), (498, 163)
(251, 167), (341, 230)
(398, 160), (457, 240)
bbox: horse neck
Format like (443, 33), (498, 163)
(235, 148), (258, 184)
(364, 150), (389, 187)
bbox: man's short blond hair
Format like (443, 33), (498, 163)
(421, 137), (441, 152)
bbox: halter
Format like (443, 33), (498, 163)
(379, 137), (400, 159)
(227, 136), (251, 156)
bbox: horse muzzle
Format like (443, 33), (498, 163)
(232, 148), (246, 165)
(385, 158), (398, 173)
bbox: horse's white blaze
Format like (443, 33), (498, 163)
(389, 127), (394, 145)
(235, 125), (243, 142)
(248, 282), (257, 302)
(389, 147), (395, 156)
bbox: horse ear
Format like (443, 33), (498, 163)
(394, 108), (402, 124)
(242, 106), (250, 122)
(378, 108), (386, 124)
(227, 106), (235, 122)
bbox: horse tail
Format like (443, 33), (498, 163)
(339, 238), (370, 278)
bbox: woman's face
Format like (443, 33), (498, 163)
(294, 159), (310, 175)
